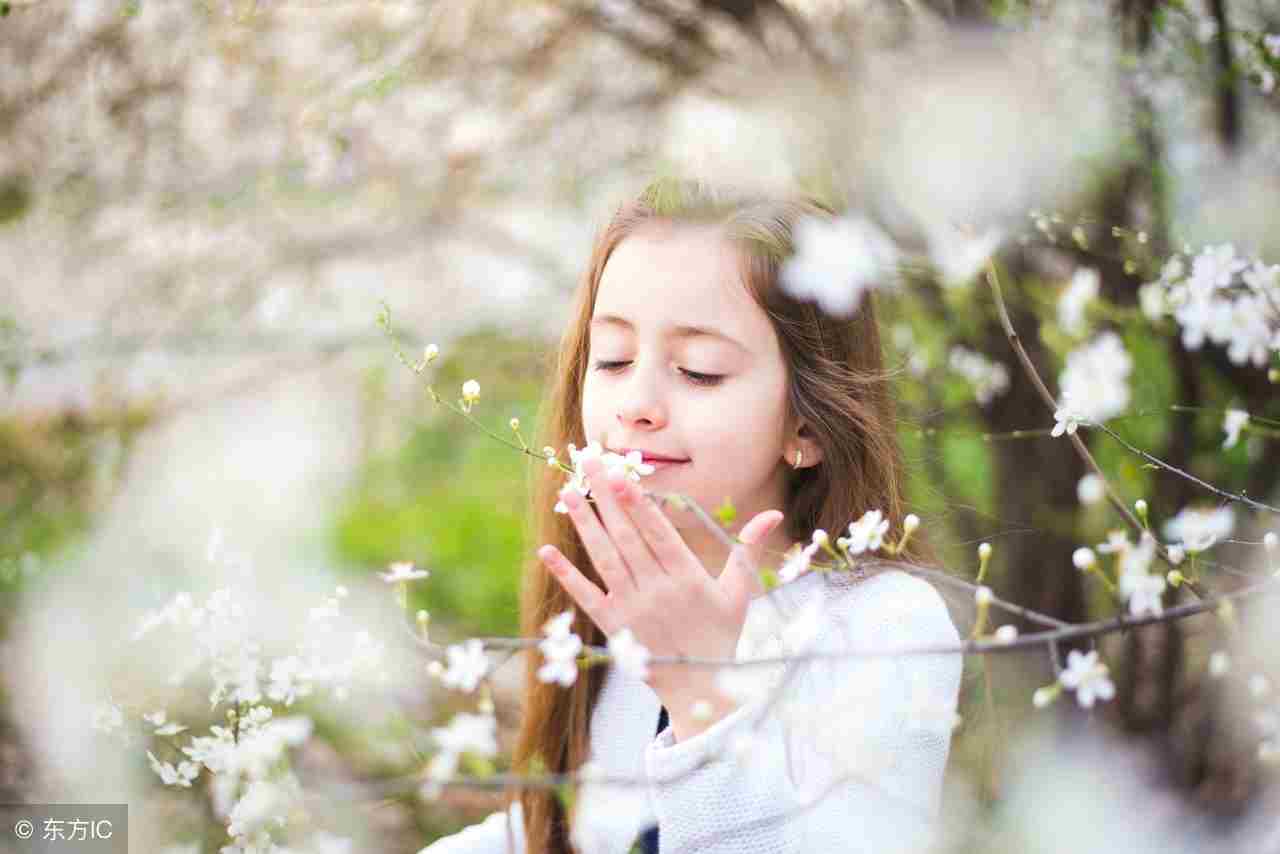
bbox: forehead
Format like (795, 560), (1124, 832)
(593, 224), (769, 346)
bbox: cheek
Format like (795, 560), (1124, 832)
(580, 379), (609, 444)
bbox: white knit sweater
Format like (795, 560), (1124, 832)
(419, 568), (963, 854)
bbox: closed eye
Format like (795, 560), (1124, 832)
(591, 360), (725, 387)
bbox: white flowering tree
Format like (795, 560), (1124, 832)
(3, 0), (1280, 852)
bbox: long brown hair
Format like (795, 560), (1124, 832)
(510, 177), (920, 853)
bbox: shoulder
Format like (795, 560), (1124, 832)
(820, 569), (960, 647)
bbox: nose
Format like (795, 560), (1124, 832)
(614, 360), (669, 430)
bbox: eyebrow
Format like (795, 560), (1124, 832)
(589, 314), (749, 354)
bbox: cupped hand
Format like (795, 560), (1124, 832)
(536, 456), (784, 709)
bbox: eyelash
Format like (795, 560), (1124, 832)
(591, 360), (725, 387)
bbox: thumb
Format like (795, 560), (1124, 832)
(719, 509), (785, 611)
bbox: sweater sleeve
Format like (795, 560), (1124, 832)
(416, 800), (525, 854)
(643, 571), (963, 854)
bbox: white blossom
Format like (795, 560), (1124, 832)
(422, 712), (498, 799)
(929, 226), (1004, 287)
(1058, 649), (1115, 708)
(1096, 530), (1130, 554)
(780, 215), (899, 318)
(1055, 332), (1132, 427)
(845, 509), (890, 555)
(1118, 532), (1157, 579)
(1052, 398), (1086, 437)
(555, 441), (606, 513)
(601, 449), (655, 481)
(147, 750), (201, 788)
(226, 779), (289, 839)
(778, 541), (820, 583)
(91, 700), (124, 734)
(537, 610), (583, 687)
(1222, 409), (1249, 449)
(1151, 246), (1280, 370)
(144, 709), (189, 737)
(948, 347), (1010, 406)
(1119, 568), (1166, 617)
(1163, 506), (1235, 552)
(1077, 473), (1105, 505)
(266, 656), (313, 707)
(441, 639), (489, 693)
(1058, 267), (1099, 336)
(379, 561), (429, 583)
(607, 628), (652, 681)
(1072, 547), (1097, 570)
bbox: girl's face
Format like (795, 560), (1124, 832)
(582, 223), (796, 562)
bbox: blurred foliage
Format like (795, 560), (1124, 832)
(332, 327), (550, 638)
(0, 408), (148, 633)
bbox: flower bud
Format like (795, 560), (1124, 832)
(1032, 686), (1057, 709)
(974, 586), (993, 606)
(424, 344), (440, 364)
(994, 625), (1018, 644)
(811, 529), (829, 546)
(509, 417), (520, 431)
(904, 514), (920, 535)
(1072, 547), (1097, 570)
(1249, 674), (1271, 699)
(1166, 545), (1185, 565)
(1166, 570), (1185, 588)
(978, 542), (992, 561)
(461, 379), (481, 404)
(1134, 499), (1149, 524)
(1265, 532), (1278, 551)
(1208, 651), (1230, 678)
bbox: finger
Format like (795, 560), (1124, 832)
(611, 469), (703, 582)
(559, 481), (637, 593)
(586, 458), (666, 580)
(537, 545), (613, 631)
(719, 510), (785, 612)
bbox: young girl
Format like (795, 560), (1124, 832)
(421, 179), (963, 854)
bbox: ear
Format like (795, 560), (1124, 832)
(786, 420), (824, 469)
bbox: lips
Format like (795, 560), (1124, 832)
(610, 447), (690, 464)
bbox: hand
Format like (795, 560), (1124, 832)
(537, 456), (784, 730)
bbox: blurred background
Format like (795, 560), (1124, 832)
(1, 0), (1279, 852)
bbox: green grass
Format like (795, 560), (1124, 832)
(332, 328), (550, 638)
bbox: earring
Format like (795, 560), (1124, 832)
(793, 448), (803, 469)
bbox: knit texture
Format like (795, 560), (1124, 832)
(418, 568), (962, 854)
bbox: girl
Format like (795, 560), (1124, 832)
(421, 179), (963, 854)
